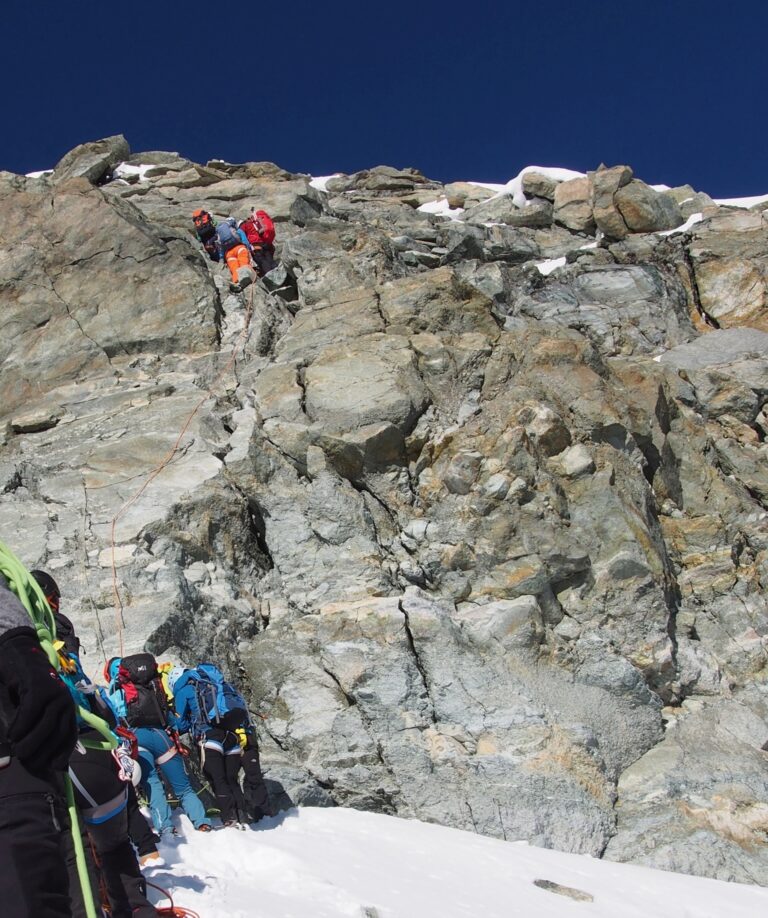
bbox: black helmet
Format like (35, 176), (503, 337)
(30, 569), (61, 611)
(30, 570), (80, 654)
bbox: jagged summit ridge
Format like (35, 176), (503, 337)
(2, 135), (767, 884)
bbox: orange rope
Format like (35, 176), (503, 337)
(147, 879), (202, 917)
(110, 284), (256, 654)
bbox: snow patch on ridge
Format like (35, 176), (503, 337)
(113, 163), (154, 182)
(471, 165), (586, 208)
(309, 174), (341, 192)
(658, 212), (704, 236)
(536, 257), (567, 276)
(714, 192), (768, 209)
(417, 197), (465, 220)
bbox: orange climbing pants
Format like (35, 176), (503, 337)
(225, 244), (251, 282)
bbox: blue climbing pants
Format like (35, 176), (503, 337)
(134, 727), (209, 832)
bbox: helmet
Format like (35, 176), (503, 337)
(30, 569), (60, 612)
(167, 665), (186, 694)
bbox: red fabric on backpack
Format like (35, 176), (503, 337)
(239, 218), (260, 247)
(118, 664), (139, 706)
(241, 211), (275, 247)
(253, 210), (275, 245)
(117, 655), (169, 728)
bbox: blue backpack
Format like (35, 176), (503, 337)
(215, 219), (241, 254)
(192, 663), (249, 729)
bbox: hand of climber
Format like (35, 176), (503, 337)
(0, 627), (77, 774)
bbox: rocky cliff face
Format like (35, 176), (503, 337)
(2, 135), (767, 883)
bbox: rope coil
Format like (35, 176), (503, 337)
(147, 879), (202, 917)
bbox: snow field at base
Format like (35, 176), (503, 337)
(145, 806), (768, 918)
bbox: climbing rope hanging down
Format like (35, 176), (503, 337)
(109, 283), (257, 654)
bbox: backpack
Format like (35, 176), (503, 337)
(191, 663), (249, 732)
(215, 218), (242, 254)
(117, 652), (171, 728)
(238, 218), (260, 248)
(242, 211), (275, 246)
(253, 211), (275, 245)
(192, 209), (216, 244)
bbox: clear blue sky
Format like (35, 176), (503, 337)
(3, 0), (766, 196)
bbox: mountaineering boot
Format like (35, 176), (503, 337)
(229, 281), (241, 293)
(236, 266), (255, 291)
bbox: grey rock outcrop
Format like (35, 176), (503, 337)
(591, 165), (633, 239)
(615, 180), (684, 234)
(2, 137), (768, 885)
(551, 167), (685, 238)
(554, 176), (596, 233)
(52, 134), (131, 185)
(463, 194), (553, 229)
(522, 171), (560, 202)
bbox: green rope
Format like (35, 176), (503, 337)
(0, 540), (116, 751)
(0, 540), (114, 918)
(65, 775), (99, 918)
(0, 540), (57, 664)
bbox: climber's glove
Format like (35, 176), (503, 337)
(0, 627), (77, 774)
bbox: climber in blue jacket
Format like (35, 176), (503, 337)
(169, 665), (256, 827)
(107, 655), (211, 837)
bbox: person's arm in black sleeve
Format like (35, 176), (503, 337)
(0, 575), (77, 774)
(0, 574), (30, 633)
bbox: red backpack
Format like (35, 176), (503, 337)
(241, 210), (275, 247)
(254, 210), (275, 245)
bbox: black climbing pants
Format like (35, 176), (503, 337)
(242, 735), (269, 821)
(68, 739), (157, 918)
(0, 757), (71, 918)
(201, 728), (246, 823)
(127, 780), (158, 858)
(252, 244), (277, 277)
